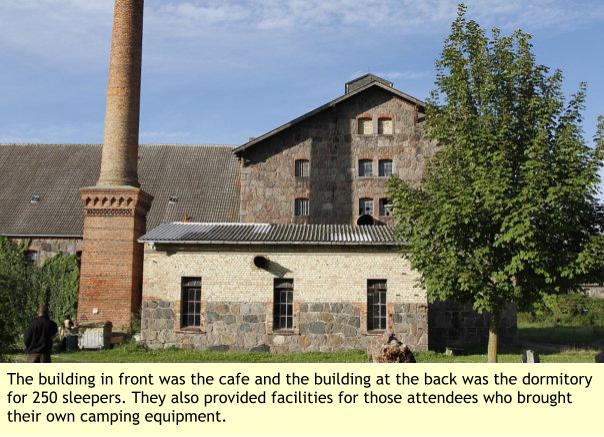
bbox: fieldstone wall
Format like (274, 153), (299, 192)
(10, 237), (82, 266)
(428, 301), (518, 350)
(238, 86), (437, 225)
(141, 299), (429, 353)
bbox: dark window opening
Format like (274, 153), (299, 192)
(25, 250), (38, 265)
(169, 196), (178, 204)
(181, 277), (201, 328)
(295, 198), (309, 216)
(367, 279), (387, 331)
(295, 159), (310, 178)
(358, 159), (373, 177)
(358, 117), (372, 135)
(273, 279), (293, 330)
(378, 159), (393, 177)
(359, 198), (374, 216)
(379, 198), (393, 217)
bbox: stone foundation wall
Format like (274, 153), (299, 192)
(428, 301), (517, 350)
(141, 299), (429, 353)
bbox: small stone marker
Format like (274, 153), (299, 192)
(522, 350), (540, 363)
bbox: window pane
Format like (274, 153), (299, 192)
(379, 198), (393, 217)
(358, 118), (372, 135)
(367, 280), (387, 331)
(359, 198), (374, 216)
(274, 279), (294, 330)
(295, 198), (309, 216)
(359, 159), (373, 177)
(181, 277), (202, 327)
(378, 160), (392, 177)
(295, 159), (309, 177)
(378, 118), (393, 135)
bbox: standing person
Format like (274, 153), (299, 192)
(24, 305), (58, 363)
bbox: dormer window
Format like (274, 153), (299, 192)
(169, 196), (178, 204)
(358, 117), (373, 135)
(30, 195), (40, 204)
(378, 116), (393, 135)
(295, 159), (309, 178)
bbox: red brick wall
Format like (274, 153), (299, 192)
(77, 188), (152, 331)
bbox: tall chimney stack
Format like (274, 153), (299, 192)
(98, 0), (144, 187)
(78, 0), (153, 331)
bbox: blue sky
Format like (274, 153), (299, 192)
(1, 0), (603, 197)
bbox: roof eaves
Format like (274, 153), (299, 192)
(233, 82), (426, 155)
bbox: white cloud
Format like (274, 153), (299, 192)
(1, 0), (602, 68)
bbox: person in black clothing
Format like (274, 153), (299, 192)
(24, 305), (58, 363)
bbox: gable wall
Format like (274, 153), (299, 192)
(239, 87), (436, 225)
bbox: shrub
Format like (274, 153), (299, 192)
(521, 293), (604, 326)
(0, 238), (80, 355)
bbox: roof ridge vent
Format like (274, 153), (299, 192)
(345, 73), (393, 94)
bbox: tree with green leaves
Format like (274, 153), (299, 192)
(0, 237), (80, 359)
(388, 5), (604, 362)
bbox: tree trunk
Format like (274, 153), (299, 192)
(488, 310), (499, 363)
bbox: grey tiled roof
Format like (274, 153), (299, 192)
(0, 144), (240, 237)
(140, 222), (396, 246)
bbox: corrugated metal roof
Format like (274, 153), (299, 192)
(0, 144), (240, 237)
(140, 222), (396, 246)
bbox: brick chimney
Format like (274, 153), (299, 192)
(78, 0), (153, 331)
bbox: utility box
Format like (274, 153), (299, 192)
(78, 322), (112, 350)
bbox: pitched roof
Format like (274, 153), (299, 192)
(233, 75), (425, 155)
(140, 222), (396, 246)
(0, 144), (240, 237)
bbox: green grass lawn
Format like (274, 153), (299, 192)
(8, 345), (598, 363)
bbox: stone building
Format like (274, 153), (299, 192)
(235, 74), (434, 226)
(139, 223), (428, 352)
(0, 72), (518, 351)
(0, 72), (519, 351)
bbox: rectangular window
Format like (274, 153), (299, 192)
(295, 198), (309, 216)
(378, 118), (393, 135)
(358, 118), (373, 135)
(378, 159), (393, 177)
(358, 159), (373, 177)
(295, 159), (310, 177)
(181, 277), (201, 328)
(25, 250), (38, 265)
(367, 280), (387, 331)
(359, 198), (374, 216)
(273, 279), (293, 330)
(379, 198), (393, 217)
